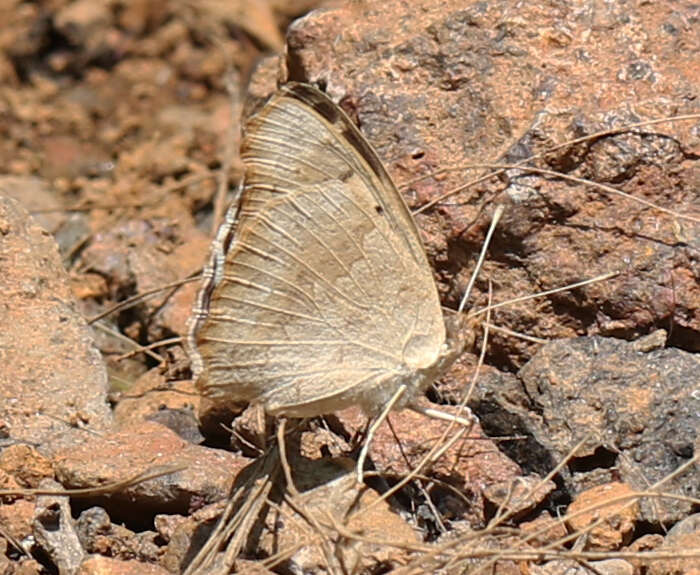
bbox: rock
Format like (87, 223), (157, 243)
(54, 0), (113, 47)
(625, 532), (664, 553)
(52, 0), (124, 78)
(112, 368), (201, 443)
(519, 336), (698, 524)
(0, 498), (35, 547)
(0, 444), (54, 488)
(76, 507), (161, 563)
(474, 335), (698, 524)
(32, 478), (85, 574)
(0, 176), (66, 236)
(259, 463), (421, 574)
(158, 501), (226, 573)
(646, 513), (700, 575)
(1, 0), (698, 572)
(41, 135), (113, 181)
(53, 421), (250, 518)
(0, 196), (112, 457)
(328, 401), (523, 526)
(518, 511), (568, 548)
(535, 559), (634, 575)
(587, 559), (634, 575)
(566, 482), (639, 550)
(0, 539), (8, 575)
(77, 555), (171, 575)
(466, 366), (559, 483)
(0, 448), (45, 558)
(77, 215), (211, 363)
(483, 474), (556, 521)
(6, 556), (43, 575)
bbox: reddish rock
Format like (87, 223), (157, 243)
(325, 401), (522, 526)
(158, 501), (226, 573)
(8, 557), (43, 575)
(76, 506), (161, 564)
(566, 482), (639, 550)
(53, 421), (250, 517)
(335, 402), (521, 484)
(0, 498), (35, 543)
(40, 134), (112, 180)
(0, 196), (112, 457)
(0, 444), (54, 488)
(518, 511), (568, 548)
(69, 271), (110, 301)
(646, 514), (700, 575)
(0, 176), (66, 235)
(0, 0), (697, 573)
(77, 555), (171, 575)
(54, 0), (113, 46)
(0, 540), (8, 575)
(625, 533), (664, 553)
(380, 406), (518, 481)
(483, 474), (556, 521)
(112, 368), (200, 438)
(0, 469), (21, 502)
(77, 214), (211, 353)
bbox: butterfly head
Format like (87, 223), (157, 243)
(442, 310), (477, 364)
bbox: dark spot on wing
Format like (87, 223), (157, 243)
(374, 205), (384, 215)
(338, 168), (354, 182)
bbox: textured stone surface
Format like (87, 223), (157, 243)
(646, 513), (700, 575)
(112, 368), (201, 442)
(32, 479), (85, 574)
(53, 421), (249, 517)
(472, 335), (698, 525)
(483, 474), (556, 521)
(566, 482), (639, 550)
(0, 196), (112, 456)
(75, 506), (162, 565)
(77, 555), (171, 575)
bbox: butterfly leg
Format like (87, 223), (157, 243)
(409, 405), (475, 428)
(356, 384), (407, 484)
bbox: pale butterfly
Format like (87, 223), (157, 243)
(187, 83), (475, 477)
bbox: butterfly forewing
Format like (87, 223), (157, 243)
(189, 83), (447, 416)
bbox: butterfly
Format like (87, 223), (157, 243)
(187, 82), (472, 433)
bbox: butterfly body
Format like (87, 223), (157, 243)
(188, 83), (470, 418)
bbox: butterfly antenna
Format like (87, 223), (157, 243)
(458, 204), (504, 313)
(468, 271), (619, 319)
